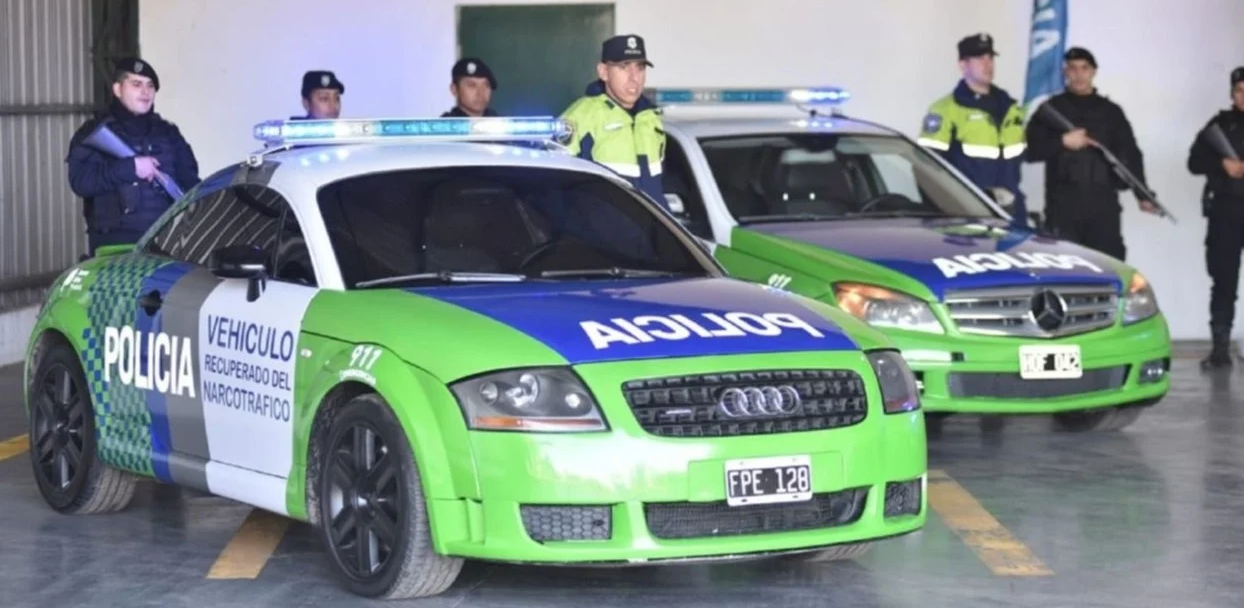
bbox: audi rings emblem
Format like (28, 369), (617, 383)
(717, 385), (802, 418)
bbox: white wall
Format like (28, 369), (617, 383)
(140, 0), (1244, 340)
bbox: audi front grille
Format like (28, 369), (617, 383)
(620, 369), (869, 438)
(943, 284), (1118, 338)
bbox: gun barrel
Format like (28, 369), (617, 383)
(83, 123), (137, 158)
(1205, 124), (1241, 160)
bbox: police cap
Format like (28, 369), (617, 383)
(114, 56), (160, 90)
(958, 33), (998, 59)
(1064, 46), (1097, 68)
(1232, 67), (1244, 87)
(301, 70), (345, 99)
(452, 57), (497, 90)
(601, 34), (654, 67)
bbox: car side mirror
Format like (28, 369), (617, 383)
(209, 244), (269, 302)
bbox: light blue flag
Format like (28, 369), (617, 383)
(1023, 0), (1069, 115)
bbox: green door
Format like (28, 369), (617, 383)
(456, 3), (615, 117)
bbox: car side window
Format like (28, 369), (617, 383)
(662, 138), (713, 240)
(145, 184), (314, 285)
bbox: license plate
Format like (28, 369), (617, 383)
(1019, 344), (1082, 379)
(724, 455), (812, 507)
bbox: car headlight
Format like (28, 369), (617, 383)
(834, 283), (944, 334)
(450, 367), (607, 433)
(1122, 272), (1159, 325)
(866, 350), (921, 414)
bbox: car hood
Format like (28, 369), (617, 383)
(743, 218), (1126, 299)
(405, 276), (861, 364)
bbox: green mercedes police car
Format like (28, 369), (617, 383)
(647, 87), (1171, 432)
(24, 117), (926, 599)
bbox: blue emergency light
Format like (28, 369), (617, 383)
(252, 116), (571, 146)
(645, 87), (850, 106)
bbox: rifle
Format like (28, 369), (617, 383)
(82, 121), (186, 201)
(1203, 123), (1241, 161)
(1037, 103), (1177, 224)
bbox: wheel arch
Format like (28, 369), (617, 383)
(24, 326), (78, 417)
(294, 341), (468, 527)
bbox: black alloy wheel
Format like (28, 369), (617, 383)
(317, 394), (463, 599)
(31, 360), (87, 504)
(28, 340), (136, 514)
(325, 420), (403, 579)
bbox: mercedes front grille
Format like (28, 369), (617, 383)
(943, 284), (1118, 338)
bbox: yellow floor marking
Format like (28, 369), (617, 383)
(0, 435), (29, 462)
(207, 509), (291, 579)
(927, 469), (1054, 576)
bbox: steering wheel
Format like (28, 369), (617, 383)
(517, 239), (565, 271)
(855, 192), (918, 215)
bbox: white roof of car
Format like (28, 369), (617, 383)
(661, 113), (902, 139)
(259, 140), (619, 192)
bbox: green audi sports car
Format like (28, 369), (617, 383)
(23, 117), (927, 599)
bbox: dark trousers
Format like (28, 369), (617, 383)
(1044, 191), (1126, 260)
(1206, 207), (1244, 331)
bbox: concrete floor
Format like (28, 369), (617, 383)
(1, 356), (1242, 608)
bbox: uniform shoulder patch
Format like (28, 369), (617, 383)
(922, 112), (943, 134)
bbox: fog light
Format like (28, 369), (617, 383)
(1139, 358), (1170, 384)
(884, 477), (923, 518)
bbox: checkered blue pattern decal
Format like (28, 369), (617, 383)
(81, 255), (173, 475)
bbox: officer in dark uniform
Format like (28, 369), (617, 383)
(1188, 66), (1244, 369)
(295, 70), (345, 120)
(66, 57), (200, 254)
(441, 57), (499, 117)
(1025, 47), (1156, 260)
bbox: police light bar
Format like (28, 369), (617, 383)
(646, 87), (850, 106)
(252, 117), (571, 146)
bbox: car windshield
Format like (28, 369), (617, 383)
(696, 132), (1000, 223)
(317, 165), (719, 288)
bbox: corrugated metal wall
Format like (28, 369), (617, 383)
(0, 0), (94, 312)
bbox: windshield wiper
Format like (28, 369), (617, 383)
(538, 267), (694, 279)
(847, 210), (953, 218)
(355, 271), (527, 288)
(737, 213), (843, 224)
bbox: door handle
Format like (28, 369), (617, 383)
(139, 290), (163, 315)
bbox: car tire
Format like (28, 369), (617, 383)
(317, 393), (464, 599)
(784, 541), (872, 563)
(28, 340), (138, 514)
(1052, 405), (1143, 432)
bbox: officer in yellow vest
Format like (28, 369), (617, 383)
(918, 33), (1028, 223)
(560, 34), (666, 209)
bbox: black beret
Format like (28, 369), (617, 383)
(114, 56), (160, 90)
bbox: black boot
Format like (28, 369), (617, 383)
(1201, 325), (1234, 370)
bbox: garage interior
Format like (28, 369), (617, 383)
(4, 1), (1244, 607)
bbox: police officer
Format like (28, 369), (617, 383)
(1024, 47), (1155, 260)
(560, 34), (666, 208)
(66, 57), (200, 254)
(295, 70), (344, 120)
(441, 57), (499, 117)
(1188, 66), (1244, 369)
(918, 33), (1028, 222)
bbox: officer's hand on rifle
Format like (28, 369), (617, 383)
(1138, 199), (1160, 215)
(134, 156), (160, 181)
(1223, 158), (1244, 179)
(1062, 128), (1092, 151)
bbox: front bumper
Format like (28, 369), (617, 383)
(426, 352), (927, 564)
(888, 315), (1171, 414)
